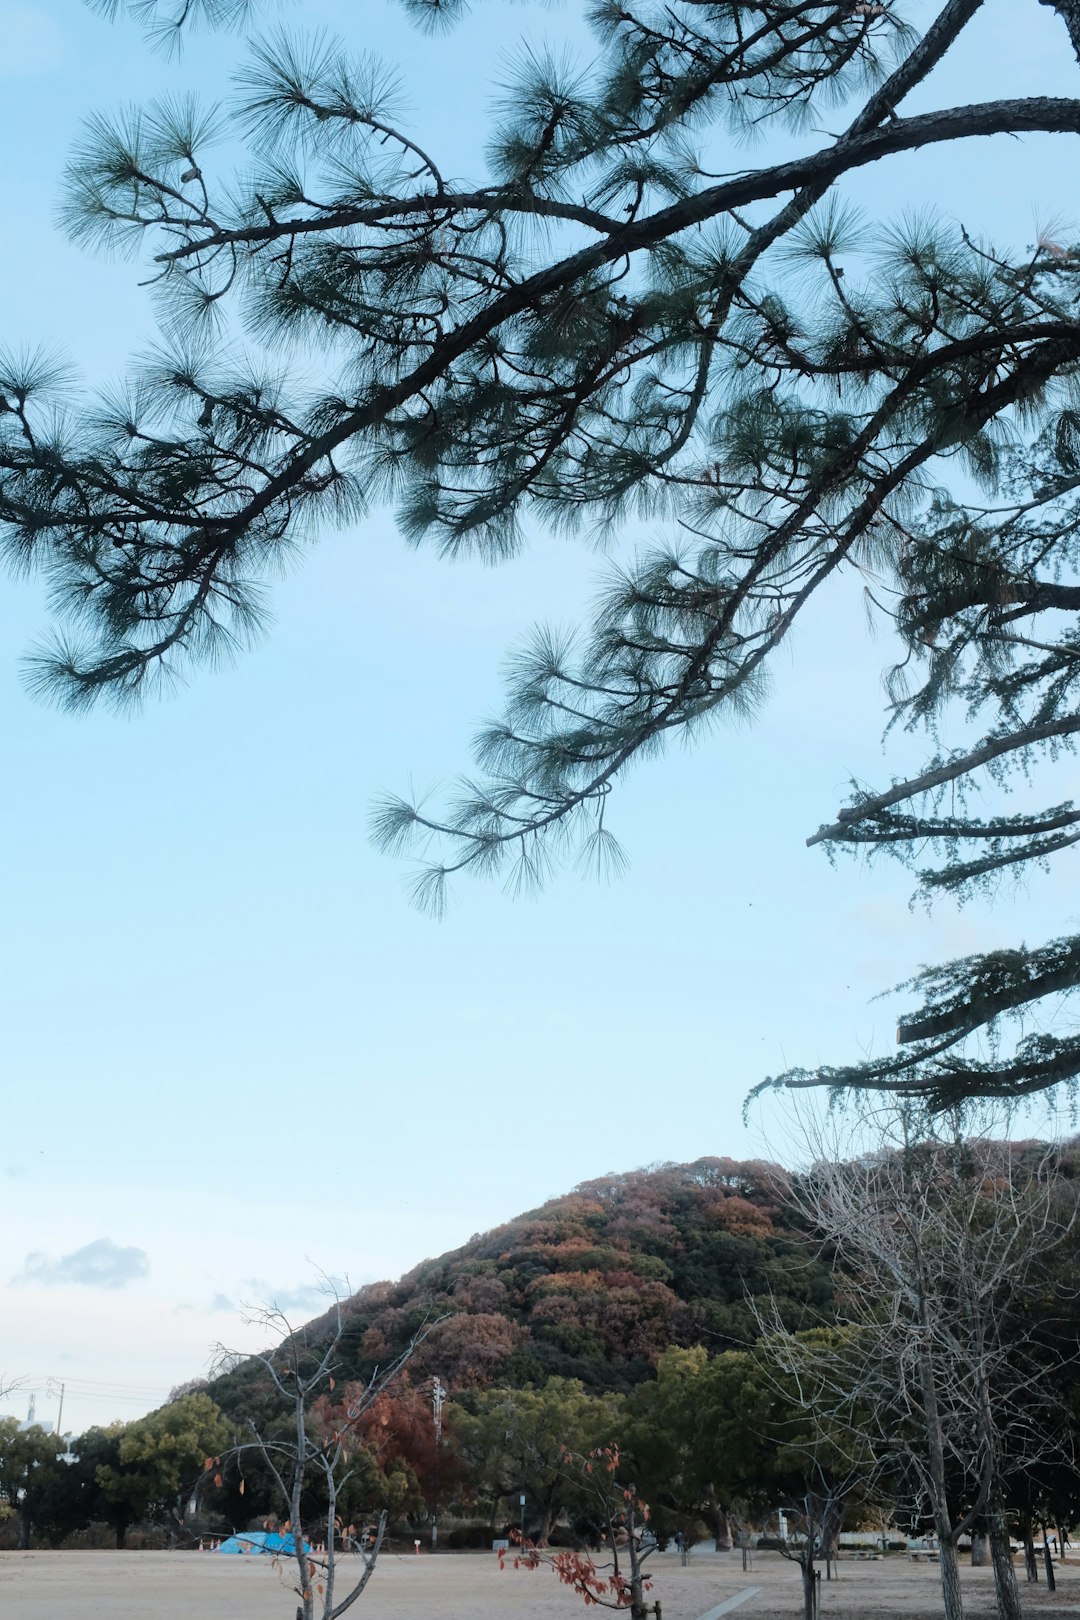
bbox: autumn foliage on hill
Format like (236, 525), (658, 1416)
(210, 1158), (833, 1421)
(12, 1140), (1080, 1562)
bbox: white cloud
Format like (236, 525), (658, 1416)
(17, 1238), (149, 1290)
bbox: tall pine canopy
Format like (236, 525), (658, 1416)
(4, 1), (1080, 1106)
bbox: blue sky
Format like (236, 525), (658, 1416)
(1, 0), (1079, 1436)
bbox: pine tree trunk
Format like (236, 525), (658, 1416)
(1022, 1524), (1038, 1583)
(18, 1505), (30, 1550)
(971, 1533), (989, 1566)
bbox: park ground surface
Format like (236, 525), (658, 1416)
(1, 1545), (1079, 1619)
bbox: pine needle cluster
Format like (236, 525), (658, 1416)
(6, 1), (1080, 1104)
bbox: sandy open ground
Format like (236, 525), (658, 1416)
(2, 1546), (1079, 1619)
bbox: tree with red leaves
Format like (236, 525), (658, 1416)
(311, 1375), (445, 1516)
(501, 1444), (658, 1620)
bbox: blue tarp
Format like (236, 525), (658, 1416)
(218, 1530), (302, 1556)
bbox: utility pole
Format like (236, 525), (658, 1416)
(430, 1377), (445, 1552)
(53, 1382), (65, 1443)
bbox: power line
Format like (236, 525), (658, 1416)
(22, 1374), (166, 1392)
(16, 1376), (167, 1407)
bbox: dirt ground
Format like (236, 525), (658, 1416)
(1, 1545), (1079, 1619)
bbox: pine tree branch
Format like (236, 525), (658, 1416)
(386, 326), (1080, 889)
(155, 96), (1080, 277)
(919, 827), (1080, 889)
(124, 98), (1080, 562)
(808, 715), (1080, 848)
(766, 1031), (1080, 1106)
(897, 937), (1080, 1045)
(995, 581), (1080, 621)
(819, 806), (1080, 844)
(847, 0), (987, 137)
(1040, 0), (1080, 62)
(931, 1040), (1080, 1100)
(153, 190), (629, 261)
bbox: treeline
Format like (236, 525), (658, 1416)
(6, 1137), (1080, 1620)
(3, 1155), (815, 1549)
(0, 1393), (230, 1549)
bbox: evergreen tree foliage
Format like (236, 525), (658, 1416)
(6, 2), (1080, 1103)
(0, 1421), (68, 1550)
(452, 1378), (622, 1544)
(89, 1393), (230, 1547)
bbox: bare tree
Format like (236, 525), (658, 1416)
(770, 1461), (870, 1620)
(215, 1295), (428, 1620)
(744, 1323), (887, 1620)
(765, 1105), (1074, 1620)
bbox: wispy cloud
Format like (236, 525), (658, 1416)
(270, 1285), (332, 1313)
(241, 1277), (345, 1315)
(16, 1238), (149, 1290)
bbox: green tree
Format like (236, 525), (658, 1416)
(626, 1340), (874, 1620)
(709, 1336), (881, 1620)
(625, 1346), (751, 1555)
(0, 1421), (67, 1549)
(453, 1378), (622, 1544)
(28, 1442), (104, 1548)
(91, 1393), (231, 1547)
(67, 1426), (129, 1546)
(5, 2), (1080, 1105)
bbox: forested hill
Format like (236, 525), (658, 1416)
(209, 1158), (834, 1420)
